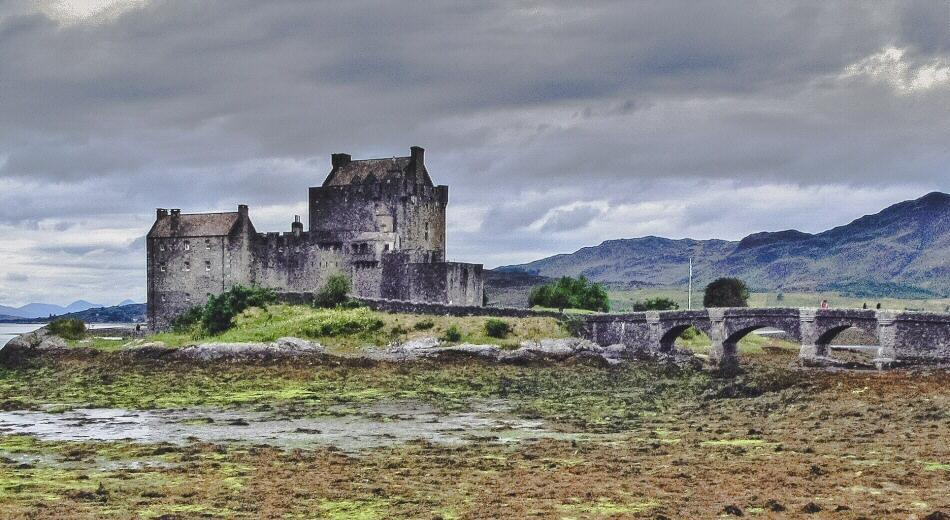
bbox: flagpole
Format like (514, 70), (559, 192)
(688, 257), (693, 310)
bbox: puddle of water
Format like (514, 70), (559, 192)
(0, 401), (561, 453)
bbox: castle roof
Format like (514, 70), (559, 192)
(323, 155), (433, 187)
(148, 212), (242, 238)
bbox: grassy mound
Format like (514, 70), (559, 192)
(152, 305), (570, 350)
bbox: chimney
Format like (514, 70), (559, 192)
(170, 209), (181, 232)
(410, 146), (424, 165)
(156, 208), (168, 220)
(292, 215), (303, 237)
(331, 153), (351, 168)
(238, 204), (249, 218)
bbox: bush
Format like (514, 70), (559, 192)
(528, 276), (610, 312)
(171, 306), (203, 332)
(202, 285), (277, 335)
(48, 318), (86, 340)
(631, 297), (679, 311)
(413, 319), (435, 331)
(679, 326), (701, 340)
(441, 325), (462, 342)
(703, 278), (749, 308)
(313, 273), (351, 308)
(300, 308), (383, 337)
(485, 318), (511, 339)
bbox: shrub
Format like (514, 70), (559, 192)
(202, 285), (277, 335)
(441, 325), (462, 343)
(48, 318), (86, 340)
(413, 319), (435, 331)
(703, 278), (749, 308)
(528, 276), (609, 312)
(171, 306), (203, 332)
(679, 326), (701, 340)
(313, 273), (351, 308)
(485, 318), (511, 339)
(631, 297), (679, 311)
(300, 308), (383, 337)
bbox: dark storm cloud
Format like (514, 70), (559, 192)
(0, 0), (947, 304)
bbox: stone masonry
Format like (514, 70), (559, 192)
(584, 308), (950, 368)
(147, 147), (484, 330)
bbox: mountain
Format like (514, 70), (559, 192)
(118, 299), (139, 306)
(0, 304), (145, 324)
(497, 192), (950, 298)
(0, 300), (104, 319)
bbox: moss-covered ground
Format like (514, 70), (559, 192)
(0, 323), (948, 517)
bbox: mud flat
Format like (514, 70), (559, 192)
(0, 332), (948, 518)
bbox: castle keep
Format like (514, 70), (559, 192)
(147, 146), (484, 330)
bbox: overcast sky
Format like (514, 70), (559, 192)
(0, 0), (948, 306)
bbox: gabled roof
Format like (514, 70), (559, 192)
(323, 156), (432, 187)
(148, 212), (241, 238)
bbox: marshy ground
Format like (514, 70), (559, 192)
(0, 346), (948, 519)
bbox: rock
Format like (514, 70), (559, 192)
(925, 512), (949, 520)
(722, 504), (743, 516)
(764, 499), (786, 512)
(438, 344), (502, 361)
(801, 502), (822, 514)
(174, 338), (327, 362)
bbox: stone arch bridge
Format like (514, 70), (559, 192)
(583, 308), (950, 368)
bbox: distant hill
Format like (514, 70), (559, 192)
(0, 300), (105, 319)
(497, 192), (950, 298)
(0, 304), (145, 324)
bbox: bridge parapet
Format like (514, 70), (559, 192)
(582, 307), (950, 369)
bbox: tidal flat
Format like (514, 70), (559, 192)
(0, 350), (948, 518)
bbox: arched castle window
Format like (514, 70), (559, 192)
(184, 240), (190, 251)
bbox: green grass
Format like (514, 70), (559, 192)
(150, 304), (569, 350)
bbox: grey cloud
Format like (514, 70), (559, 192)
(540, 206), (603, 233)
(0, 0), (947, 303)
(5, 273), (28, 283)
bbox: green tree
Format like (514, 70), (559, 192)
(631, 297), (679, 311)
(313, 273), (351, 308)
(702, 278), (749, 308)
(528, 276), (609, 312)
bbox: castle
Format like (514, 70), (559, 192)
(146, 146), (484, 330)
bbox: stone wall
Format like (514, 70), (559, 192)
(274, 293), (563, 319)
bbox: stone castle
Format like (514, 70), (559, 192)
(147, 146), (484, 330)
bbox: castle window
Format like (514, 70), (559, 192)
(278, 247), (283, 253)
(184, 240), (190, 251)
(184, 262), (191, 272)
(383, 244), (389, 252)
(295, 246), (300, 253)
(205, 261), (211, 271)
(205, 239), (211, 250)
(424, 222), (429, 241)
(159, 243), (165, 252)
(159, 262), (166, 272)
(161, 295), (166, 302)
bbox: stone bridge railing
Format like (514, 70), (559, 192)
(584, 308), (950, 368)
